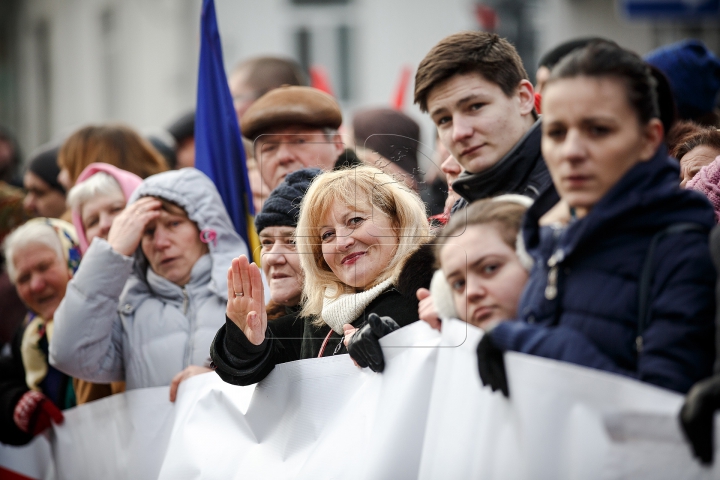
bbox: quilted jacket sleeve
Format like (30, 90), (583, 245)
(49, 239), (133, 383)
(490, 230), (715, 394)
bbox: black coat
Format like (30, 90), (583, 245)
(211, 244), (435, 386)
(0, 323), (74, 445)
(451, 119), (551, 212)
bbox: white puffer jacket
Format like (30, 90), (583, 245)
(50, 168), (247, 390)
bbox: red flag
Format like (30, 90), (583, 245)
(309, 66), (335, 96)
(391, 65), (413, 110)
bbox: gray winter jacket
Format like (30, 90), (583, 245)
(49, 168), (247, 390)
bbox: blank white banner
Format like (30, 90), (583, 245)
(1, 320), (717, 480)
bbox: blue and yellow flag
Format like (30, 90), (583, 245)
(194, 0), (260, 263)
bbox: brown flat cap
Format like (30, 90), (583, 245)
(240, 86), (342, 139)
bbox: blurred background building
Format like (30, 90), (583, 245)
(0, 0), (718, 167)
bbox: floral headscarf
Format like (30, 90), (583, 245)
(20, 218), (81, 392)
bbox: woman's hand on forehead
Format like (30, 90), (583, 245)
(107, 197), (162, 257)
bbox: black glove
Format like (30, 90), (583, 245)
(347, 313), (400, 373)
(679, 374), (720, 465)
(476, 333), (509, 397)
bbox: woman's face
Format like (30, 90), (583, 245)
(23, 171), (67, 219)
(260, 226), (303, 306)
(541, 76), (661, 216)
(13, 244), (72, 320)
(140, 203), (208, 286)
(441, 224), (528, 329)
(320, 201), (398, 290)
(680, 145), (720, 188)
(82, 190), (126, 243)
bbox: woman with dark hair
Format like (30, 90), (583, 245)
(477, 41), (716, 396)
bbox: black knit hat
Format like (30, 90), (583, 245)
(27, 144), (64, 194)
(254, 167), (322, 233)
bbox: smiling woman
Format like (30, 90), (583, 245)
(210, 166), (435, 386)
(1, 218), (80, 445)
(50, 169), (248, 400)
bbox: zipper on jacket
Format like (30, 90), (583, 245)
(181, 286), (192, 368)
(545, 249), (564, 300)
(182, 287), (189, 315)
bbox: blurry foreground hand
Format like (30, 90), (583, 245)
(680, 373), (720, 465)
(14, 390), (64, 435)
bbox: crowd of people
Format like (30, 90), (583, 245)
(2, 30), (720, 468)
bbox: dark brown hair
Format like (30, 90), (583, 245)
(667, 120), (705, 156)
(672, 127), (720, 160)
(414, 31), (529, 113)
(546, 41), (659, 125)
(58, 124), (168, 186)
(434, 198), (527, 268)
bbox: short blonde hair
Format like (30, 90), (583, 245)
(67, 172), (123, 212)
(296, 166), (431, 320)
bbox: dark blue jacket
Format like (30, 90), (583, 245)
(490, 146), (716, 393)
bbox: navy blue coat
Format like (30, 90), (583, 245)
(490, 147), (716, 394)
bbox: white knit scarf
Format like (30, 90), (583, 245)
(321, 278), (394, 334)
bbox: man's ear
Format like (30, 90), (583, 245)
(639, 118), (664, 162)
(516, 80), (536, 116)
(332, 133), (345, 156)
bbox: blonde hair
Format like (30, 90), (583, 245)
(67, 172), (123, 212)
(296, 166), (431, 321)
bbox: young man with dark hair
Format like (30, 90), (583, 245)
(415, 31), (551, 210)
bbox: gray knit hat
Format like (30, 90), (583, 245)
(254, 167), (322, 233)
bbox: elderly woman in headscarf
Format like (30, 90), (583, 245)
(0, 218), (80, 445)
(59, 163), (144, 403)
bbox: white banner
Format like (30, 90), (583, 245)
(1, 320), (718, 480)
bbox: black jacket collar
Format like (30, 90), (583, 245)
(452, 119), (549, 203)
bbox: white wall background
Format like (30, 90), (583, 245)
(9, 0), (720, 167)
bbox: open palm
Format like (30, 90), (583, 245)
(226, 255), (267, 345)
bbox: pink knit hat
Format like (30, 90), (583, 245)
(686, 155), (720, 223)
(71, 163), (143, 253)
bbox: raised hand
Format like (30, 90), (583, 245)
(226, 255), (267, 346)
(107, 196), (162, 256)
